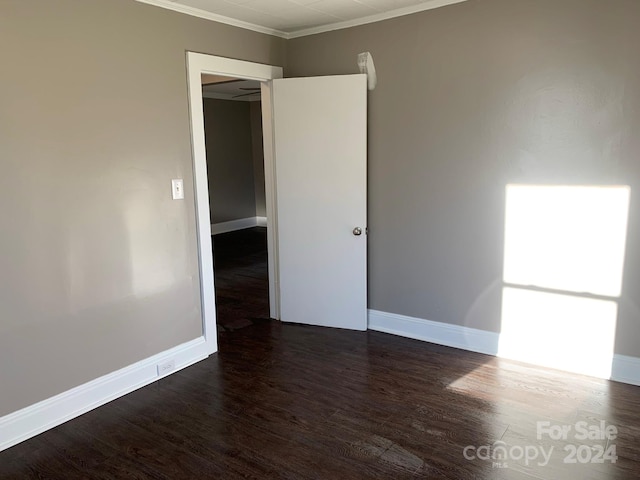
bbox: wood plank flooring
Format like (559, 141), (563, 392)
(212, 227), (269, 331)
(1, 227), (640, 479)
(3, 324), (640, 479)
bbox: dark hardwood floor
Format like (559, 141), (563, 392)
(2, 229), (640, 478)
(212, 227), (270, 331)
(3, 324), (640, 479)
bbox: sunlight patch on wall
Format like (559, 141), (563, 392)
(503, 185), (630, 297)
(499, 185), (630, 379)
(500, 287), (617, 378)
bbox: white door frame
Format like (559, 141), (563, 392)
(186, 52), (283, 354)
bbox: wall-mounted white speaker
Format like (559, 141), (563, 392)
(357, 52), (377, 91)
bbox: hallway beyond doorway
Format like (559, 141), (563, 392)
(212, 227), (270, 331)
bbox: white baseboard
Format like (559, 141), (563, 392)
(3, 312), (637, 453)
(210, 216), (267, 235)
(368, 309), (640, 387)
(368, 309), (500, 356)
(611, 355), (640, 387)
(0, 337), (209, 452)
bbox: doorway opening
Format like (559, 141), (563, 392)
(186, 52), (283, 355)
(201, 75), (270, 332)
(187, 53), (368, 354)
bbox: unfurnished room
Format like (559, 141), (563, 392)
(1, 0), (640, 479)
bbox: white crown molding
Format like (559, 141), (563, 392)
(135, 0), (468, 40)
(287, 0), (469, 39)
(135, 0), (289, 38)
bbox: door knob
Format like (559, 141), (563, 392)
(353, 227), (363, 236)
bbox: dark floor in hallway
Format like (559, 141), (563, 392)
(212, 227), (270, 331)
(2, 317), (640, 479)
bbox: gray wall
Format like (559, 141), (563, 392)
(4, 0), (640, 420)
(287, 0), (640, 357)
(204, 98), (257, 224)
(250, 102), (267, 218)
(0, 0), (285, 417)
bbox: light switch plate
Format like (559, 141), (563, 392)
(172, 179), (184, 200)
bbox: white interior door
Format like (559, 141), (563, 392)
(272, 74), (367, 330)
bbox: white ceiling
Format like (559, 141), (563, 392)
(202, 76), (262, 102)
(137, 0), (467, 38)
